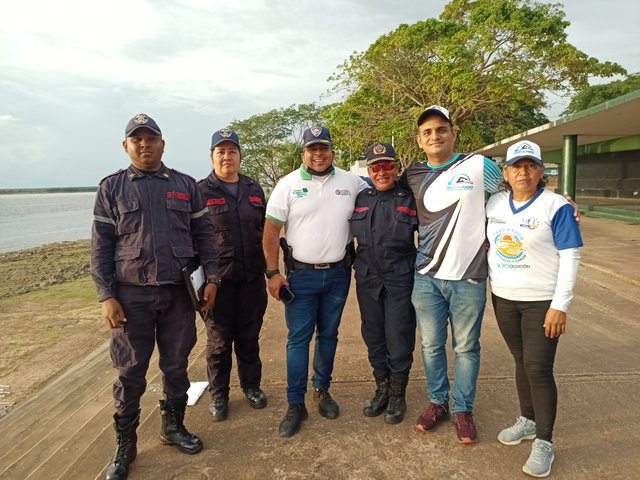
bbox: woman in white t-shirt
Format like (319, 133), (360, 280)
(486, 140), (582, 478)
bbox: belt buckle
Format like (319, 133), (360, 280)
(314, 263), (330, 270)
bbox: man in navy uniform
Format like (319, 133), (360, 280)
(350, 142), (417, 425)
(91, 114), (221, 480)
(198, 128), (268, 421)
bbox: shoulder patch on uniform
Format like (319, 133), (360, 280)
(168, 167), (196, 182)
(98, 169), (125, 185)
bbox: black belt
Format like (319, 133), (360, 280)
(292, 258), (349, 270)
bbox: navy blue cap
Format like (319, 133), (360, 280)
(417, 105), (453, 127)
(125, 114), (161, 137)
(302, 126), (332, 148)
(211, 128), (240, 149)
(365, 142), (397, 165)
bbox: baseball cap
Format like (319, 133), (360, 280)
(505, 140), (543, 167)
(417, 105), (453, 126)
(365, 142), (397, 166)
(302, 126), (332, 148)
(211, 128), (240, 149)
(125, 114), (162, 137)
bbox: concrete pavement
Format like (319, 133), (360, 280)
(1, 215), (639, 480)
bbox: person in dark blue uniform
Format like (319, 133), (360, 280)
(91, 114), (221, 480)
(349, 142), (417, 424)
(197, 129), (268, 421)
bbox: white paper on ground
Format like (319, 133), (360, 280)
(186, 381), (208, 406)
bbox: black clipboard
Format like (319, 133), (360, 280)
(181, 257), (205, 313)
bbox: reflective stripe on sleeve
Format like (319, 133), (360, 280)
(190, 207), (209, 219)
(93, 215), (116, 225)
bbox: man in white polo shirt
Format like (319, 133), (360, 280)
(263, 126), (368, 437)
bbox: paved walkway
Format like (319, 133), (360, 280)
(0, 216), (639, 480)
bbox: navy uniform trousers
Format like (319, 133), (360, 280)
(204, 276), (267, 398)
(112, 284), (196, 416)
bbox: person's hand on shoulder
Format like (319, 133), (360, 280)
(565, 195), (580, 224)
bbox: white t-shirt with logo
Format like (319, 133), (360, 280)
(266, 166), (368, 264)
(402, 153), (502, 280)
(486, 188), (583, 310)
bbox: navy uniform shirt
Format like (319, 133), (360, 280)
(197, 172), (266, 282)
(349, 183), (418, 287)
(90, 163), (219, 301)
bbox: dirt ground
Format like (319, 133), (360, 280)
(0, 241), (107, 408)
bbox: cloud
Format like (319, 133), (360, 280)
(0, 0), (638, 188)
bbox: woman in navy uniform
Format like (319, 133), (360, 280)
(91, 114), (220, 480)
(349, 142), (417, 424)
(198, 129), (268, 421)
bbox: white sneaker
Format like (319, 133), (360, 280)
(523, 439), (554, 478)
(497, 416), (536, 445)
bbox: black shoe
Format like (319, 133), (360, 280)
(279, 403), (308, 437)
(244, 387), (267, 409)
(159, 400), (203, 455)
(105, 412), (139, 480)
(208, 397), (228, 421)
(314, 388), (339, 419)
(384, 396), (406, 424)
(384, 376), (408, 425)
(363, 373), (389, 417)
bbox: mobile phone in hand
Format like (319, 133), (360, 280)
(279, 285), (295, 305)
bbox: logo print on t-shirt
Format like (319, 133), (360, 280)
(495, 230), (525, 261)
(447, 173), (474, 191)
(520, 217), (540, 230)
(292, 187), (309, 198)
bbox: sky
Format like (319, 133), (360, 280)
(1, 0), (638, 188)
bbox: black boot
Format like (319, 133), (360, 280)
(384, 376), (408, 424)
(105, 411), (140, 480)
(159, 400), (203, 454)
(363, 372), (389, 417)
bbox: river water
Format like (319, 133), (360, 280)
(0, 192), (96, 253)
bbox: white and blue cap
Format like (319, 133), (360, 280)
(505, 140), (543, 167)
(417, 105), (453, 126)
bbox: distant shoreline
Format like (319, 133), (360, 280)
(0, 187), (97, 195)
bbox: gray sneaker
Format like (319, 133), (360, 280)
(498, 416), (536, 445)
(523, 439), (554, 478)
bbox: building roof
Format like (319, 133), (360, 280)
(476, 89), (640, 157)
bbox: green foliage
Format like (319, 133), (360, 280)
(328, 0), (625, 162)
(564, 73), (640, 114)
(230, 104), (323, 188)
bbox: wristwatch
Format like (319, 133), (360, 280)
(206, 277), (222, 286)
(265, 269), (281, 279)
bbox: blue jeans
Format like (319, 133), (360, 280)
(411, 273), (486, 413)
(284, 267), (351, 404)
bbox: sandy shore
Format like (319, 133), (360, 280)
(0, 239), (105, 409)
(0, 240), (91, 299)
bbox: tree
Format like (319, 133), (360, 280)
(328, 0), (625, 159)
(229, 104), (323, 188)
(564, 73), (640, 114)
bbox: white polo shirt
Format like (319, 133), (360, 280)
(266, 165), (368, 264)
